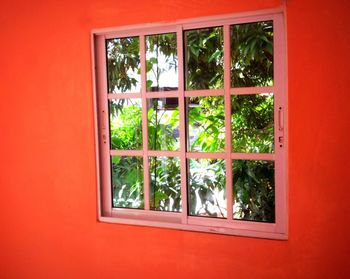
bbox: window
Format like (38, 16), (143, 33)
(92, 10), (287, 239)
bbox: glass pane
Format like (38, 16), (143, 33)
(187, 96), (225, 152)
(149, 156), (181, 212)
(233, 160), (275, 222)
(109, 99), (142, 150)
(148, 98), (179, 151)
(111, 156), (144, 209)
(231, 94), (274, 153)
(231, 21), (273, 87)
(185, 27), (224, 90)
(188, 159), (226, 218)
(106, 37), (141, 93)
(146, 33), (178, 92)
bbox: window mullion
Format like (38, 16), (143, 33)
(272, 13), (287, 233)
(224, 24), (233, 220)
(177, 25), (188, 224)
(140, 35), (150, 210)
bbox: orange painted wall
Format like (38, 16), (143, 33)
(1, 0), (349, 278)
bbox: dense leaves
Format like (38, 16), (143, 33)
(148, 98), (179, 151)
(107, 37), (140, 93)
(150, 157), (181, 211)
(109, 99), (142, 150)
(231, 21), (273, 87)
(185, 27), (224, 90)
(188, 96), (225, 152)
(189, 159), (226, 217)
(232, 94), (274, 153)
(107, 21), (275, 221)
(233, 160), (275, 222)
(111, 156), (144, 208)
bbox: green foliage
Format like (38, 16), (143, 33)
(188, 96), (225, 152)
(150, 157), (181, 211)
(189, 159), (226, 217)
(185, 27), (224, 90)
(148, 99), (179, 151)
(232, 94), (274, 153)
(146, 33), (177, 91)
(107, 37), (140, 92)
(147, 98), (181, 212)
(231, 21), (273, 87)
(111, 156), (144, 208)
(109, 100), (142, 150)
(147, 33), (177, 59)
(233, 160), (275, 222)
(107, 23), (276, 221)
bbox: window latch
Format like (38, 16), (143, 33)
(278, 107), (284, 147)
(278, 107), (284, 131)
(102, 110), (107, 144)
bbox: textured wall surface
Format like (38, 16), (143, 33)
(1, 0), (349, 278)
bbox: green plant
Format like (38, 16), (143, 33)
(107, 22), (275, 221)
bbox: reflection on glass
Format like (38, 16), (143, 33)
(146, 33), (178, 92)
(106, 37), (141, 93)
(109, 99), (142, 150)
(149, 156), (181, 212)
(231, 21), (273, 87)
(111, 156), (144, 209)
(148, 98), (179, 151)
(233, 160), (275, 222)
(231, 94), (274, 153)
(188, 159), (226, 218)
(187, 96), (225, 152)
(185, 27), (224, 90)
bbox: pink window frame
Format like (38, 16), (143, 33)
(91, 8), (288, 239)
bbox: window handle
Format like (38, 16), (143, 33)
(278, 107), (284, 131)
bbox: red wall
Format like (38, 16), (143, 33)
(1, 0), (349, 278)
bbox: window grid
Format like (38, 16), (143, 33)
(93, 11), (287, 238)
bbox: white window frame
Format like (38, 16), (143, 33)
(91, 9), (288, 239)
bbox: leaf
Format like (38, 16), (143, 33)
(146, 79), (153, 89)
(149, 57), (158, 64)
(208, 49), (222, 63)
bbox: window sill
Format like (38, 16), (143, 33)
(99, 209), (288, 239)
